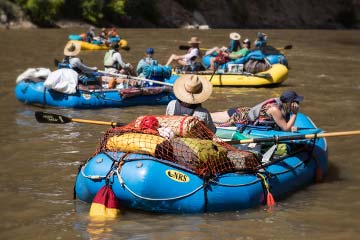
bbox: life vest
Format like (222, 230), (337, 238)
(143, 57), (158, 66)
(174, 100), (200, 116)
(104, 50), (119, 69)
(247, 98), (287, 126)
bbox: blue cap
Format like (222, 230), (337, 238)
(146, 48), (154, 54)
(280, 90), (304, 103)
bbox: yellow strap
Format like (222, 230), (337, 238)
(257, 173), (270, 192)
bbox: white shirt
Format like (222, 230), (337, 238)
(183, 48), (199, 65)
(69, 57), (97, 74)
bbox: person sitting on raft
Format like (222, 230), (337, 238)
(165, 37), (201, 67)
(86, 26), (96, 43)
(62, 41), (98, 74)
(207, 38), (251, 71)
(166, 74), (216, 133)
(104, 42), (134, 75)
(103, 42), (136, 89)
(254, 32), (268, 48)
(211, 90), (304, 132)
(205, 32), (241, 57)
(136, 47), (158, 76)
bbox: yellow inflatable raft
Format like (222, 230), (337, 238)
(173, 64), (288, 87)
(68, 39), (129, 51)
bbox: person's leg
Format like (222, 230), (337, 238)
(166, 54), (179, 66)
(210, 111), (231, 123)
(205, 47), (219, 56)
(209, 57), (216, 71)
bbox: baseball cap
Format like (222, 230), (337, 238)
(280, 90), (304, 103)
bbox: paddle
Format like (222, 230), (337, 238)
(121, 46), (130, 51)
(179, 45), (209, 51)
(277, 44), (292, 51)
(54, 58), (60, 67)
(98, 70), (174, 87)
(209, 64), (220, 82)
(35, 111), (125, 127)
(226, 130), (360, 145)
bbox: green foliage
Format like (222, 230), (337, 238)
(107, 0), (126, 16)
(103, 0), (126, 24)
(81, 0), (104, 24)
(0, 0), (22, 20)
(13, 0), (64, 26)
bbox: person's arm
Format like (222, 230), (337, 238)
(113, 52), (127, 69)
(165, 100), (176, 115)
(268, 104), (298, 131)
(136, 59), (145, 75)
(71, 58), (97, 73)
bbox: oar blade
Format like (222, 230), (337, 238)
(284, 45), (292, 50)
(35, 111), (72, 124)
(179, 45), (190, 50)
(121, 46), (130, 51)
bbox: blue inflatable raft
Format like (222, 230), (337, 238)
(15, 80), (175, 109)
(74, 113), (328, 213)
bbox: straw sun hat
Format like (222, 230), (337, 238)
(229, 32), (241, 40)
(64, 41), (81, 57)
(173, 75), (212, 104)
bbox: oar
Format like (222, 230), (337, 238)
(194, 71), (271, 79)
(227, 130), (360, 145)
(121, 46), (130, 51)
(35, 111), (125, 127)
(179, 45), (209, 51)
(277, 45), (292, 51)
(208, 62), (221, 82)
(98, 70), (174, 87)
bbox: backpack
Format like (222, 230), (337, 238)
(104, 50), (116, 67)
(244, 59), (271, 74)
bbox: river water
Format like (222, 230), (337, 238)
(0, 28), (359, 239)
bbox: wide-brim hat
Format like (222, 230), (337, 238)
(229, 32), (241, 40)
(188, 36), (201, 44)
(64, 41), (81, 57)
(173, 74), (212, 104)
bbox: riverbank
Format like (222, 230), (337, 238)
(1, 0), (359, 29)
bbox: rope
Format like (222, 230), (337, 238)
(114, 168), (204, 201)
(209, 177), (261, 187)
(80, 166), (107, 180)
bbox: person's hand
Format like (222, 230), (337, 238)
(290, 102), (300, 114)
(291, 126), (298, 132)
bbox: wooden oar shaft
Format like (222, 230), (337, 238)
(71, 118), (117, 126)
(228, 130), (360, 144)
(306, 130), (360, 138)
(98, 70), (174, 87)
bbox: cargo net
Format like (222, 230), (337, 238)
(94, 115), (261, 177)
